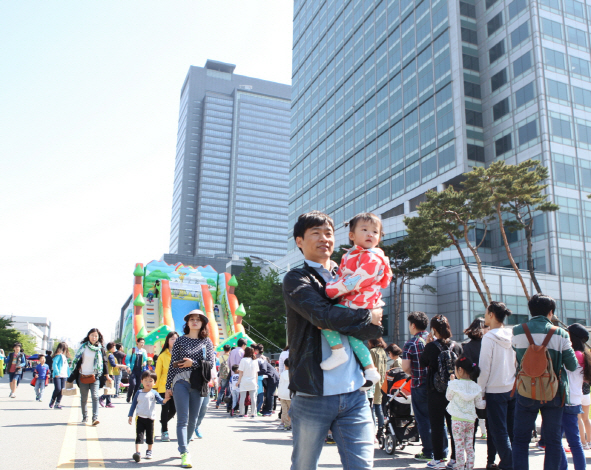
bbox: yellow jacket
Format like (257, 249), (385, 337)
(155, 349), (171, 393)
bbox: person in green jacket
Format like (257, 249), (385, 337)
(511, 293), (577, 470)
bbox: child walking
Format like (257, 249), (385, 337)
(34, 355), (50, 402)
(277, 358), (291, 431)
(445, 356), (486, 470)
(128, 371), (169, 463)
(229, 364), (240, 417)
(323, 212), (392, 387)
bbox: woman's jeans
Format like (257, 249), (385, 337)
(79, 380), (100, 420)
(173, 380), (203, 454)
(240, 390), (257, 416)
(561, 405), (586, 470)
(196, 395), (208, 429)
(485, 391), (515, 470)
(51, 377), (66, 404)
(372, 403), (385, 428)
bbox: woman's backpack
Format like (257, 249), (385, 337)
(512, 324), (559, 403)
(433, 341), (458, 393)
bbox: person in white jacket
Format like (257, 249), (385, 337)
(277, 358), (291, 430)
(478, 301), (516, 470)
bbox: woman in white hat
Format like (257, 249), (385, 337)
(165, 310), (215, 469)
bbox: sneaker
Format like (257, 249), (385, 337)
(161, 431), (170, 442)
(82, 417), (88, 424)
(446, 459), (456, 469)
(486, 464), (500, 470)
(415, 453), (433, 461)
(262, 413), (271, 417)
(325, 435), (336, 445)
(92, 418), (100, 426)
(230, 410), (234, 417)
(216, 405), (219, 409)
(49, 400), (55, 408)
(98, 397), (105, 407)
(285, 426), (292, 431)
(132, 452), (141, 463)
(564, 446), (571, 453)
(55, 404), (63, 410)
(277, 424), (286, 430)
(106, 404), (115, 408)
(195, 429), (203, 439)
(10, 394), (15, 398)
(481, 432), (487, 439)
(257, 412), (263, 416)
(145, 450), (152, 460)
(536, 441), (546, 451)
(427, 460), (447, 469)
(180, 452), (192, 468)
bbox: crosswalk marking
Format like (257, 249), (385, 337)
(56, 404), (78, 469)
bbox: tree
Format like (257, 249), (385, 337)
(463, 160), (558, 299)
(235, 258), (287, 353)
(382, 237), (435, 343)
(0, 317), (20, 353)
(17, 333), (38, 355)
(331, 244), (352, 265)
(405, 187), (494, 308)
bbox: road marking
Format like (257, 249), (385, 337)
(56, 404), (78, 469)
(86, 421), (105, 468)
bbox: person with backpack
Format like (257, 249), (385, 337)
(511, 294), (578, 470)
(216, 345), (231, 409)
(478, 301), (516, 470)
(419, 314), (463, 470)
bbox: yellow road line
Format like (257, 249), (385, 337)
(56, 404), (79, 469)
(85, 421), (105, 468)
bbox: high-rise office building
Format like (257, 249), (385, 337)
(281, 0), (591, 336)
(169, 60), (291, 261)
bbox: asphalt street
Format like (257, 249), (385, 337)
(0, 374), (574, 469)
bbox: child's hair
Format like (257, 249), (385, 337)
(455, 355), (480, 382)
(231, 364), (239, 372)
(430, 314), (452, 341)
(141, 371), (157, 382)
(345, 212), (384, 240)
(568, 323), (591, 383)
(283, 358), (289, 369)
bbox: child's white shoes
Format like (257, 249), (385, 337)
(320, 348), (349, 370)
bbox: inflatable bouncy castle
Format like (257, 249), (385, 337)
(121, 260), (254, 357)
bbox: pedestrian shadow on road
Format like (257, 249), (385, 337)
(243, 438), (292, 446)
(4, 422), (70, 427)
(65, 457), (177, 468)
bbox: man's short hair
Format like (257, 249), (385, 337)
(116, 343), (123, 350)
(141, 371), (157, 382)
(106, 342), (115, 350)
(528, 294), (556, 317)
(223, 345), (231, 352)
(237, 338), (246, 347)
(407, 311), (429, 331)
(137, 337), (145, 343)
(293, 211), (335, 253)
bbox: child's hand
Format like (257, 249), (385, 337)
(450, 374), (455, 381)
(128, 416), (132, 425)
(163, 397), (170, 404)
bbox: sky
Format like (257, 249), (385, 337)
(0, 1), (294, 343)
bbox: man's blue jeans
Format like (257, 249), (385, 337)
(486, 391), (515, 470)
(216, 378), (228, 406)
(411, 383), (434, 458)
(513, 393), (564, 470)
(561, 405), (586, 470)
(291, 390), (374, 470)
(173, 380), (203, 455)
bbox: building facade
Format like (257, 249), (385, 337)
(8, 316), (52, 351)
(169, 60), (291, 261)
(281, 0), (591, 340)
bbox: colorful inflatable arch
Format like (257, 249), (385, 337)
(121, 260), (253, 357)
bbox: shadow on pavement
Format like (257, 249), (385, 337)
(243, 438), (292, 446)
(4, 422), (70, 427)
(64, 457), (177, 469)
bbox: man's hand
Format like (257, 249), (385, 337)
(370, 308), (383, 326)
(128, 416), (132, 425)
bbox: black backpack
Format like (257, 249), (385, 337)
(433, 341), (457, 393)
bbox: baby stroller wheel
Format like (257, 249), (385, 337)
(385, 434), (395, 455)
(378, 436), (385, 449)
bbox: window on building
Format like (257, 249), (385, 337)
(547, 79), (569, 101)
(554, 154), (577, 185)
(564, 0), (586, 18)
(463, 54), (480, 71)
(574, 86), (591, 108)
(461, 27), (478, 44)
(509, 0), (527, 18)
(466, 110), (483, 127)
(540, 0), (560, 9)
(465, 81), (482, 99)
(513, 51), (532, 77)
(571, 57), (591, 77)
(488, 13), (503, 36)
(559, 213), (580, 237)
(578, 123), (591, 144)
(496, 134), (513, 156)
(567, 26), (588, 48)
(489, 40), (506, 63)
(518, 120), (538, 145)
(515, 82), (535, 107)
(467, 144), (485, 162)
(486, 0), (499, 8)
(545, 48), (566, 70)
(551, 116), (572, 139)
(542, 18), (563, 40)
(460, 2), (477, 17)
(493, 97), (511, 120)
(491, 68), (508, 91)
(511, 22), (529, 48)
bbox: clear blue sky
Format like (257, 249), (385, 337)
(0, 1), (293, 343)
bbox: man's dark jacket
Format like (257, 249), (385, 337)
(283, 262), (383, 396)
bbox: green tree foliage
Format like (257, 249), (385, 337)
(0, 317), (20, 353)
(331, 244), (352, 265)
(17, 333), (38, 355)
(382, 237), (435, 343)
(235, 258), (286, 353)
(405, 187), (494, 308)
(463, 160), (558, 299)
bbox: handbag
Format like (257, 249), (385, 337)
(62, 382), (78, 396)
(245, 391), (251, 406)
(80, 374), (96, 384)
(30, 377), (37, 386)
(103, 387), (115, 396)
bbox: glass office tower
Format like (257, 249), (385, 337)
(282, 0), (591, 336)
(169, 60), (291, 261)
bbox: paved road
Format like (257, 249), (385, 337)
(0, 374), (582, 469)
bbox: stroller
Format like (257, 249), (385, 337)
(378, 368), (419, 455)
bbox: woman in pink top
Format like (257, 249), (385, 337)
(322, 212), (392, 388)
